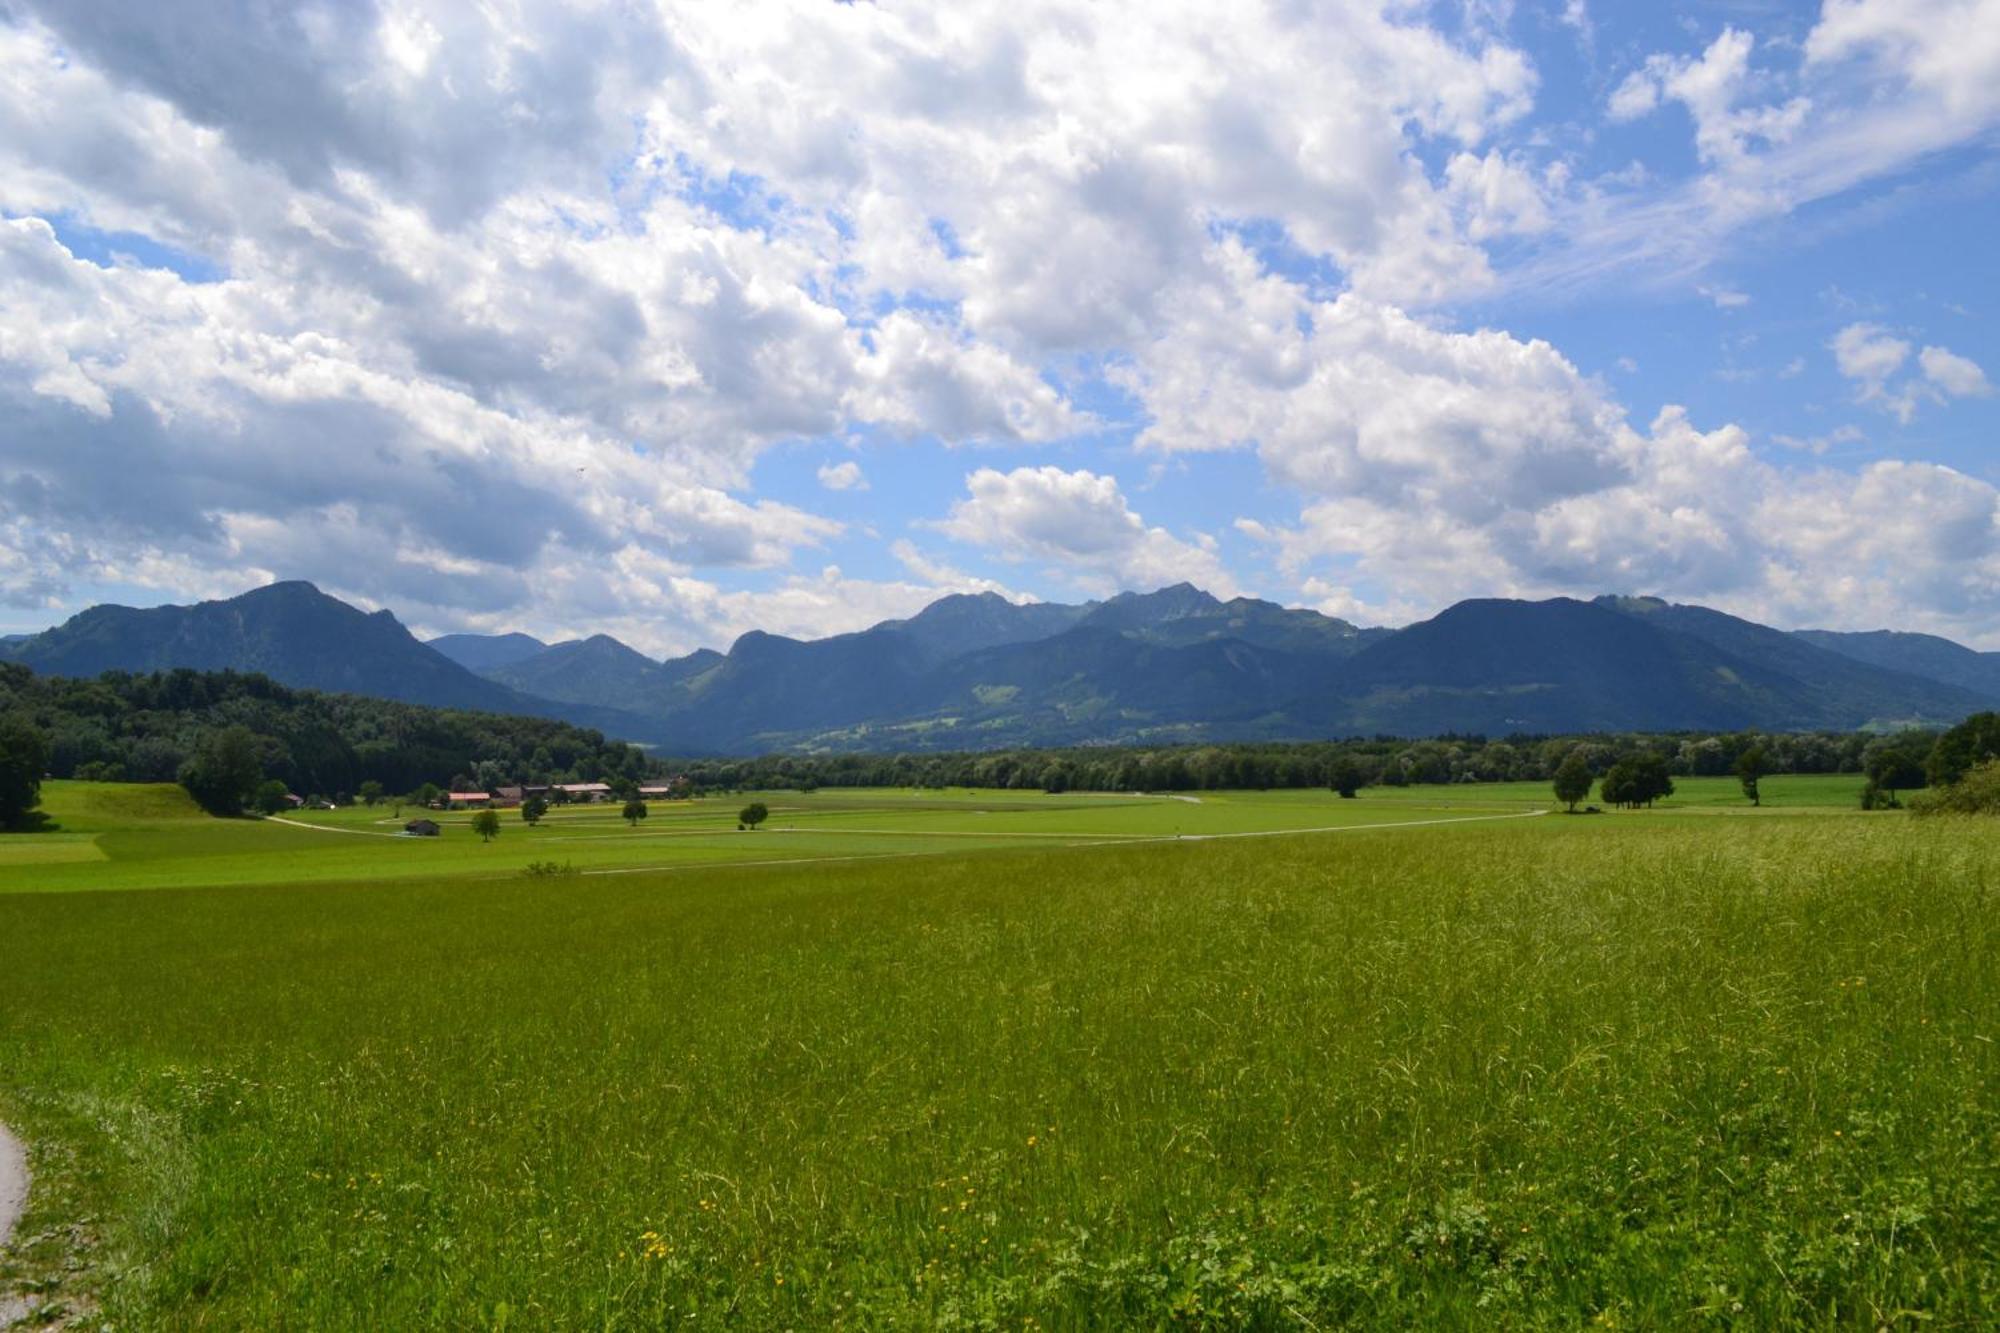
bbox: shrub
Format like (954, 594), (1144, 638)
(1859, 779), (1902, 811)
(254, 779), (293, 816)
(521, 860), (579, 878)
(1909, 760), (2000, 816)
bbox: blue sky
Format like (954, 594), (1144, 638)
(1, 0), (1997, 653)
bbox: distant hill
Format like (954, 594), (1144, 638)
(428, 632), (549, 672)
(1074, 584), (1387, 655)
(1315, 597), (1985, 735)
(485, 635), (724, 718)
(0, 582), (660, 742)
(7, 581), (1993, 753)
(1794, 628), (2000, 703)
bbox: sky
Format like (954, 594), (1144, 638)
(1, 0), (1997, 655)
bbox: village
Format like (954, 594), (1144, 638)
(435, 777), (689, 810)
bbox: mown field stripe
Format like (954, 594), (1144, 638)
(261, 816), (421, 840)
(572, 810), (1547, 879)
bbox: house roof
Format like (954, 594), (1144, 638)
(558, 782), (611, 792)
(446, 792), (491, 801)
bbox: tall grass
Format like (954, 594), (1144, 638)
(0, 815), (1994, 1327)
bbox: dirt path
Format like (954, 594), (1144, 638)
(261, 815), (418, 839)
(0, 1122), (24, 1252)
(0, 1120), (28, 1330)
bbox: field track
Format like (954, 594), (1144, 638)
(260, 815), (417, 839)
(0, 1119), (25, 1251)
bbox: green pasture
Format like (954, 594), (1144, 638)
(0, 777), (1993, 1326)
(0, 775), (1870, 896)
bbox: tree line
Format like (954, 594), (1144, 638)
(0, 663), (652, 819)
(1, 660), (1994, 828)
(666, 727), (1945, 797)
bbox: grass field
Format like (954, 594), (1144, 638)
(0, 774), (1872, 895)
(0, 777), (1993, 1326)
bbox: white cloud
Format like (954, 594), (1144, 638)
(1831, 322), (1989, 421)
(1607, 69), (1661, 122)
(1, 0), (1998, 653)
(1832, 321), (1912, 391)
(1605, 28), (1810, 169)
(1919, 344), (1993, 397)
(932, 465), (1237, 597)
(0, 0), (1551, 624)
(1115, 253), (2000, 644)
(817, 460), (868, 492)
(1526, 2), (2000, 296)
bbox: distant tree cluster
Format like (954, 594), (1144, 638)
(666, 728), (1887, 798)
(0, 662), (653, 815)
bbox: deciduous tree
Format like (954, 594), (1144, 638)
(1552, 752), (1593, 813)
(1733, 746), (1768, 807)
(0, 714), (50, 829)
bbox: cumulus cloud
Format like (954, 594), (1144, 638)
(1120, 253), (2000, 644)
(932, 466), (1237, 597)
(1919, 345), (1993, 398)
(1, 0), (1998, 651)
(817, 460), (868, 492)
(1832, 322), (1913, 393)
(1831, 322), (1989, 421)
(0, 0), (1549, 634)
(1604, 28), (1810, 169)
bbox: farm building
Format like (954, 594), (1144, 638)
(403, 819), (440, 837)
(442, 792), (491, 809)
(556, 782), (612, 802)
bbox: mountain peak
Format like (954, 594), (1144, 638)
(240, 579), (328, 601)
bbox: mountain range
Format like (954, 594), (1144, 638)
(5, 581), (1995, 753)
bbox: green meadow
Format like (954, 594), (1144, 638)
(0, 778), (1994, 1327)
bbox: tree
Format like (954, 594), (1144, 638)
(254, 779), (293, 816)
(413, 782), (441, 809)
(1329, 757), (1363, 799)
(1927, 712), (2000, 788)
(739, 801), (769, 830)
(1602, 753), (1674, 809)
(358, 779), (384, 807)
(178, 724), (264, 816)
(521, 795), (548, 826)
(1864, 736), (1929, 795)
(471, 808), (501, 842)
(0, 714), (50, 829)
(623, 798), (649, 827)
(1733, 746), (1769, 807)
(1552, 751), (1593, 813)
